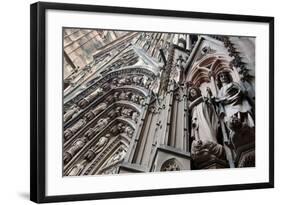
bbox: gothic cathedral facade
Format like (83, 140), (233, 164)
(63, 29), (255, 176)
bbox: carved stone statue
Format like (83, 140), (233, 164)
(64, 137), (87, 164)
(78, 88), (103, 108)
(125, 92), (132, 99)
(131, 94), (140, 103)
(139, 96), (146, 106)
(188, 87), (224, 161)
(84, 102), (108, 121)
(144, 78), (152, 89)
(113, 91), (120, 99)
(110, 123), (124, 135)
(117, 78), (126, 86)
(123, 126), (134, 138)
(189, 87), (219, 143)
(84, 134), (111, 161)
(105, 95), (115, 104)
(67, 159), (87, 176)
(118, 92), (127, 100)
(84, 117), (110, 138)
(64, 119), (87, 140)
(132, 111), (140, 123)
(132, 76), (143, 85)
(191, 140), (224, 162)
(107, 107), (121, 118)
(215, 71), (254, 138)
(121, 108), (133, 118)
(106, 149), (127, 166)
(64, 105), (79, 122)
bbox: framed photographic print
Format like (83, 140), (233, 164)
(30, 1), (274, 203)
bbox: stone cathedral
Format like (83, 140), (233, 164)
(63, 29), (255, 176)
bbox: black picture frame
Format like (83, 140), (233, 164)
(30, 1), (274, 203)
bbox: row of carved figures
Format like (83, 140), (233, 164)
(64, 72), (153, 123)
(64, 120), (134, 172)
(64, 103), (140, 141)
(64, 85), (146, 124)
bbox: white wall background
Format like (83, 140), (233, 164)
(0, 0), (279, 204)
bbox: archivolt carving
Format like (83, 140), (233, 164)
(64, 86), (147, 129)
(64, 66), (157, 109)
(64, 101), (139, 147)
(64, 118), (135, 176)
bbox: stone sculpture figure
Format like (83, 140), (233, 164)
(64, 105), (79, 122)
(84, 117), (110, 138)
(131, 94), (140, 103)
(215, 71), (254, 138)
(121, 108), (133, 118)
(64, 118), (87, 140)
(84, 134), (111, 161)
(118, 92), (127, 100)
(67, 159), (87, 176)
(110, 123), (124, 135)
(131, 111), (140, 123)
(144, 78), (152, 89)
(113, 91), (120, 99)
(188, 87), (224, 162)
(132, 76), (143, 85)
(117, 78), (126, 86)
(123, 126), (134, 138)
(106, 149), (127, 166)
(78, 88), (103, 108)
(107, 107), (121, 119)
(64, 136), (87, 164)
(125, 92), (132, 100)
(84, 102), (108, 121)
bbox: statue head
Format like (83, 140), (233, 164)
(188, 87), (201, 101)
(228, 115), (242, 130)
(216, 71), (233, 88)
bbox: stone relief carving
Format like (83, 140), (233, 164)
(84, 134), (111, 161)
(110, 123), (125, 136)
(83, 117), (110, 138)
(64, 105), (80, 122)
(121, 108), (133, 118)
(64, 136), (88, 164)
(66, 159), (88, 176)
(105, 149), (127, 167)
(84, 102), (108, 121)
(122, 125), (134, 138)
(64, 118), (87, 140)
(160, 158), (181, 171)
(77, 87), (103, 108)
(107, 106), (122, 119)
(131, 111), (140, 123)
